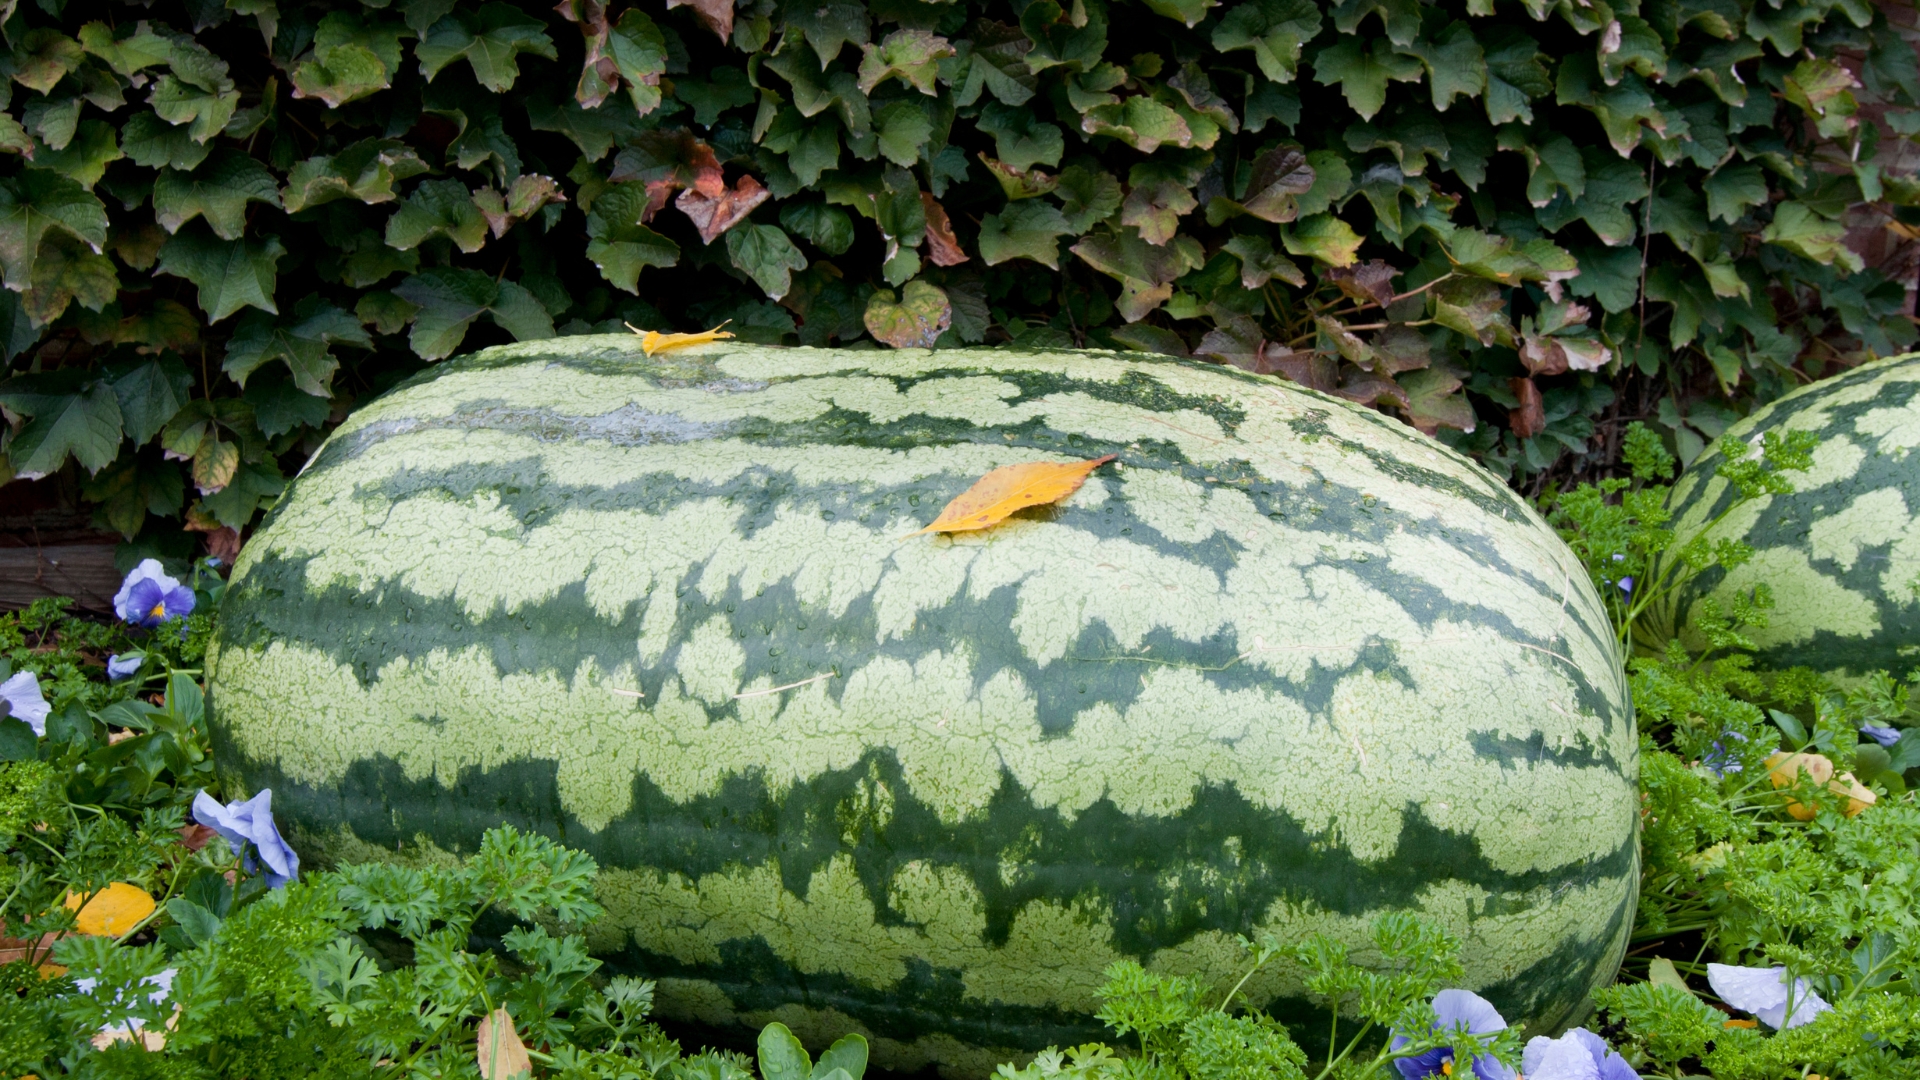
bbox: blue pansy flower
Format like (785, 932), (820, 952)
(1392, 990), (1515, 1080)
(1, 670), (50, 736)
(106, 654), (143, 681)
(1522, 1027), (1639, 1080)
(1859, 724), (1902, 748)
(113, 559), (195, 629)
(1708, 963), (1831, 1030)
(1617, 577), (1633, 595)
(191, 789), (300, 888)
(1701, 730), (1748, 776)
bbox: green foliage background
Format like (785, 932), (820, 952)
(0, 0), (1913, 541)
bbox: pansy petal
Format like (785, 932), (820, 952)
(1432, 989), (1508, 1033)
(1522, 1036), (1597, 1080)
(1757, 984), (1831, 1031)
(1, 670), (51, 736)
(1707, 964), (1788, 1016)
(1470, 1053), (1517, 1080)
(1859, 724), (1902, 748)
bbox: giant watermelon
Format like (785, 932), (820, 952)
(1655, 352), (1920, 684)
(208, 338), (1637, 1074)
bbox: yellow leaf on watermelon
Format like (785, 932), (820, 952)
(477, 1007), (534, 1080)
(627, 321), (734, 356)
(63, 882), (156, 936)
(903, 455), (1117, 539)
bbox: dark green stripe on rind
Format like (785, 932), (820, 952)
(234, 745), (1636, 1056)
(1657, 352), (1920, 680)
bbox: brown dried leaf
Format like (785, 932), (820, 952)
(1336, 370), (1408, 409)
(1369, 325), (1432, 375)
(477, 1008), (533, 1080)
(920, 194), (968, 266)
(1250, 343), (1340, 391)
(1327, 259), (1397, 309)
(1509, 376), (1545, 438)
(905, 455), (1116, 538)
(1239, 144), (1315, 222)
(667, 0), (734, 40)
(676, 175), (770, 244)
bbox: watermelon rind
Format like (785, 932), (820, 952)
(1652, 351), (1920, 685)
(208, 338), (1638, 1073)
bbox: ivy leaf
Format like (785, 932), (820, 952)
(1081, 96), (1193, 153)
(981, 155), (1060, 200)
(21, 230), (117, 326)
(1280, 213), (1363, 266)
(760, 109), (842, 185)
(585, 184), (681, 293)
(978, 102), (1065, 172)
(1398, 365), (1475, 433)
(13, 29), (84, 94)
(223, 300), (371, 394)
(1223, 233), (1306, 287)
(107, 354), (192, 446)
(1761, 202), (1864, 272)
(979, 201), (1073, 268)
(152, 149), (281, 240)
(1482, 26), (1551, 124)
(245, 367), (332, 438)
(1497, 127), (1584, 207)
(1055, 164), (1123, 231)
(0, 378), (123, 478)
(667, 0), (736, 41)
(527, 95), (647, 161)
(1430, 276), (1514, 346)
(474, 174), (565, 238)
(384, 178), (489, 253)
(198, 459), (285, 529)
(858, 30), (954, 95)
(1143, 0), (1219, 28)
(1071, 227), (1204, 321)
(1120, 163), (1199, 245)
(1599, 16), (1667, 86)
(1312, 38), (1423, 121)
(356, 290), (420, 334)
(1020, 0), (1109, 74)
(154, 225), (284, 322)
(726, 224), (809, 300)
(282, 139), (431, 212)
(1554, 56), (1666, 156)
(76, 21), (174, 79)
(1566, 244), (1641, 314)
(149, 41), (240, 142)
(1401, 20), (1486, 112)
(674, 67), (757, 126)
(28, 119), (121, 189)
(1702, 161), (1766, 224)
(290, 12), (407, 107)
(122, 110), (212, 171)
(677, 175), (771, 244)
(874, 100), (935, 167)
(1217, 144), (1315, 224)
(1534, 147), (1647, 246)
(784, 0), (871, 67)
(417, 4), (558, 93)
(780, 200), (855, 256)
(394, 268), (554, 359)
(1782, 58), (1859, 140)
(956, 21), (1037, 107)
(1331, 0), (1424, 45)
(863, 279), (951, 348)
(0, 170), (108, 292)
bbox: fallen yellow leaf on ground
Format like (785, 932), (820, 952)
(904, 455), (1117, 538)
(63, 882), (156, 936)
(477, 1007), (534, 1079)
(627, 322), (734, 356)
(1765, 751), (1875, 819)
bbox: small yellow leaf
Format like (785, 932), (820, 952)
(63, 882), (156, 936)
(904, 455), (1116, 539)
(1765, 751), (1876, 818)
(477, 1007), (534, 1080)
(627, 320), (734, 356)
(1723, 1018), (1758, 1030)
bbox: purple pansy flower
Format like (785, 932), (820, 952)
(1522, 1028), (1639, 1080)
(1859, 724), (1902, 748)
(1707, 964), (1831, 1030)
(113, 559), (195, 629)
(1617, 577), (1633, 595)
(192, 789), (300, 888)
(1392, 990), (1516, 1080)
(106, 654), (142, 681)
(0, 670), (50, 736)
